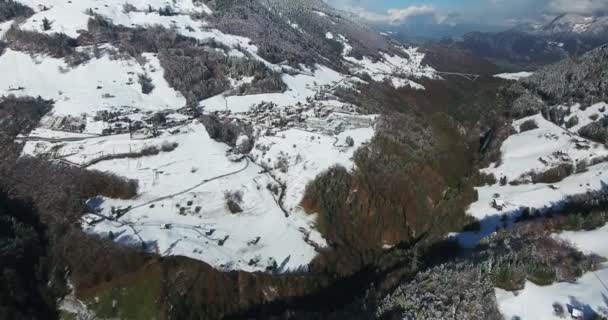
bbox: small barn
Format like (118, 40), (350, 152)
(571, 307), (583, 320)
(492, 199), (506, 211)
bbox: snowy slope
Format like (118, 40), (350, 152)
(5, 0), (437, 272)
(251, 125), (375, 212)
(496, 268), (608, 320)
(496, 223), (608, 320)
(0, 49), (185, 116)
(556, 225), (608, 259)
(457, 105), (608, 319)
(480, 113), (608, 183)
(466, 112), (608, 229)
(82, 123), (323, 272)
(201, 65), (345, 113)
(16, 0), (211, 39)
(336, 34), (436, 89)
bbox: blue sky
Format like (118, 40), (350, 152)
(330, 0), (608, 28)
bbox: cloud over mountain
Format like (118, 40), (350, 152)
(547, 0), (608, 16)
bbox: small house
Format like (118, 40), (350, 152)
(82, 215), (96, 226)
(571, 307), (583, 320)
(492, 199), (506, 211)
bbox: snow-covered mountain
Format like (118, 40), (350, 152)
(457, 13), (608, 70)
(538, 13), (608, 36)
(0, 0), (436, 273)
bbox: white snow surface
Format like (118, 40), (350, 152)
(456, 110), (608, 248)
(495, 268), (608, 320)
(19, 102), (376, 272)
(494, 72), (534, 80)
(495, 210), (608, 320)
(0, 49), (185, 116)
(468, 113), (608, 224)
(201, 64), (345, 113)
(556, 225), (608, 259)
(16, 0), (211, 38)
(251, 125), (376, 212)
(0, 20), (13, 38)
(454, 108), (608, 320)
(481, 113), (608, 183)
(497, 221), (608, 319)
(12, 0), (272, 68)
(336, 34), (436, 90)
(15, 72), (378, 273)
(63, 123), (327, 273)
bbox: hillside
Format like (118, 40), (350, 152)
(1, 0), (608, 319)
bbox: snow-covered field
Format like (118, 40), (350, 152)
(494, 72), (534, 80)
(496, 227), (608, 320)
(80, 123), (325, 272)
(496, 268), (608, 320)
(20, 105), (374, 272)
(251, 125), (375, 212)
(14, 72), (374, 273)
(15, 0), (212, 39)
(0, 49), (185, 116)
(456, 106), (608, 319)
(557, 225), (608, 259)
(457, 111), (608, 247)
(481, 113), (608, 184)
(201, 65), (345, 113)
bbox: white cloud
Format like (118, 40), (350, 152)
(547, 0), (608, 15)
(344, 4), (445, 24)
(387, 5), (438, 23)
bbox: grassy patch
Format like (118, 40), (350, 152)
(80, 263), (162, 320)
(59, 311), (77, 320)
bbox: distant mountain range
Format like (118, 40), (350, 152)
(455, 13), (608, 70)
